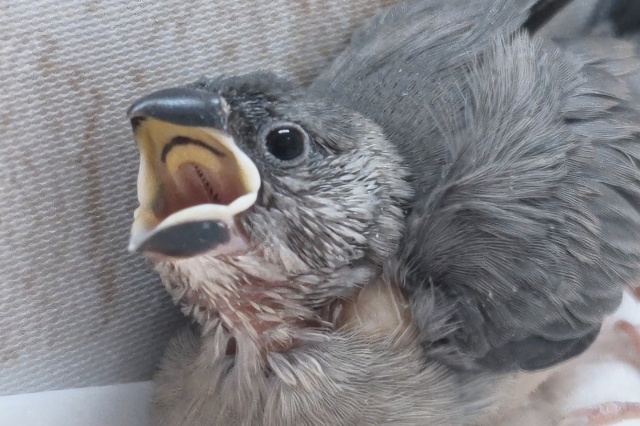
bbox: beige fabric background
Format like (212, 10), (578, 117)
(0, 0), (397, 396)
(0, 0), (603, 397)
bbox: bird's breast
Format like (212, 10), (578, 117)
(333, 276), (415, 339)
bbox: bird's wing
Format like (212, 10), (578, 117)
(394, 31), (640, 372)
(310, 0), (570, 199)
(313, 0), (640, 372)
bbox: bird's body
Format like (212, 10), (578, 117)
(124, 0), (640, 424)
(152, 278), (502, 425)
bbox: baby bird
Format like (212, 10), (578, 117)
(125, 0), (640, 424)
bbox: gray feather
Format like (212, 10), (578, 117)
(312, 0), (640, 371)
(151, 303), (501, 426)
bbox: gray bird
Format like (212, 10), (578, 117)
(124, 0), (640, 424)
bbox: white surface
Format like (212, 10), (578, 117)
(0, 381), (152, 426)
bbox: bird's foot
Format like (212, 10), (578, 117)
(560, 402), (640, 426)
(560, 317), (640, 426)
(615, 319), (640, 371)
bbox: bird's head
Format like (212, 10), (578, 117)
(127, 72), (412, 352)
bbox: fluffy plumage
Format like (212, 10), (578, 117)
(126, 0), (640, 424)
(312, 0), (640, 372)
(152, 279), (503, 425)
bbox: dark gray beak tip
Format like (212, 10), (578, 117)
(127, 87), (227, 129)
(134, 221), (231, 258)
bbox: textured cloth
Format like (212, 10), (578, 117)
(0, 0), (397, 396)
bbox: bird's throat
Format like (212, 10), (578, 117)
(178, 273), (414, 358)
(181, 277), (327, 355)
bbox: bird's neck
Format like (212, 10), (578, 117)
(156, 254), (379, 355)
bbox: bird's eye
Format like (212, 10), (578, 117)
(263, 124), (309, 164)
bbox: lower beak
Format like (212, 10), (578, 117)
(127, 88), (261, 258)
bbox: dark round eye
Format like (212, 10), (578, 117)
(264, 124), (308, 163)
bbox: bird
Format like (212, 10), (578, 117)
(124, 0), (640, 424)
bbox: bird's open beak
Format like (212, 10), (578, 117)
(126, 88), (261, 258)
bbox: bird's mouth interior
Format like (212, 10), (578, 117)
(129, 118), (261, 252)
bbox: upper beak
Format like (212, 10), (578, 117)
(127, 88), (261, 258)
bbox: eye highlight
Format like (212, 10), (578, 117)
(262, 123), (309, 165)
